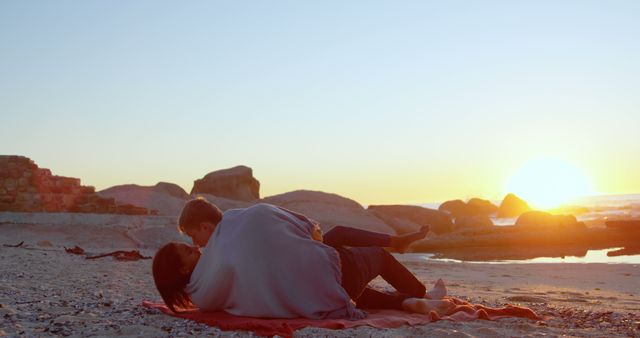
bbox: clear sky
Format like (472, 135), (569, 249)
(1, 1), (639, 206)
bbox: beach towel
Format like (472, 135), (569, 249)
(142, 297), (544, 338)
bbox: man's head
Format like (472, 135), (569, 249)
(178, 198), (223, 248)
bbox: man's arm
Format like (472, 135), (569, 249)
(274, 205), (323, 242)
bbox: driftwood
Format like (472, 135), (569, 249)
(3, 241), (24, 247)
(85, 250), (151, 261)
(64, 246), (85, 255)
(3, 242), (150, 262)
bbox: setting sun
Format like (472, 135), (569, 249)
(504, 157), (593, 210)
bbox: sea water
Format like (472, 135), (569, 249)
(414, 193), (640, 263)
(403, 248), (640, 264)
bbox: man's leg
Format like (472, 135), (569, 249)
(324, 226), (390, 248)
(324, 225), (430, 253)
(339, 247), (426, 308)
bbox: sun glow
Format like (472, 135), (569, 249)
(505, 157), (593, 210)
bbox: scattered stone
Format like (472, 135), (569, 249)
(37, 240), (53, 247)
(506, 296), (548, 303)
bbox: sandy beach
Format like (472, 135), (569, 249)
(1, 218), (638, 337)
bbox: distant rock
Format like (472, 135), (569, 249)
(99, 183), (189, 216)
(515, 210), (583, 229)
(366, 213), (423, 235)
(196, 194), (254, 211)
(453, 216), (494, 231)
(498, 193), (531, 218)
(262, 190), (396, 234)
(438, 200), (467, 217)
(153, 182), (189, 199)
(439, 198), (498, 217)
(467, 198), (498, 216)
(191, 165), (260, 201)
(0, 155), (154, 215)
(366, 205), (453, 235)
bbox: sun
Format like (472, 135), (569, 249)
(504, 157), (593, 210)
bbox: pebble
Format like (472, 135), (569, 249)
(0, 306), (16, 316)
(53, 314), (85, 324)
(119, 324), (166, 336)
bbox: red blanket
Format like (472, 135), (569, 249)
(142, 297), (544, 337)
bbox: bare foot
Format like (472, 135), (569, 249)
(402, 298), (456, 316)
(389, 225), (429, 253)
(425, 278), (447, 300)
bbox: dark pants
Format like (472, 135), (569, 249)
(323, 226), (427, 310)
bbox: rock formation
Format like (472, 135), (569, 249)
(516, 210), (583, 229)
(439, 198), (498, 217)
(191, 165), (260, 201)
(438, 199), (467, 217)
(99, 183), (190, 216)
(453, 216), (494, 231)
(497, 193), (531, 218)
(153, 182), (189, 199)
(262, 190), (396, 234)
(0, 156), (155, 215)
(366, 205), (453, 234)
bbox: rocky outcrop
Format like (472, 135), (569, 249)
(498, 193), (531, 218)
(439, 198), (498, 217)
(0, 156), (155, 215)
(366, 205), (453, 234)
(262, 190), (396, 234)
(99, 183), (190, 216)
(197, 194), (254, 212)
(153, 182), (189, 199)
(453, 216), (494, 231)
(438, 200), (466, 217)
(191, 165), (260, 201)
(515, 210), (583, 229)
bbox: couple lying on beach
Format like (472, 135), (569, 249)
(152, 199), (455, 319)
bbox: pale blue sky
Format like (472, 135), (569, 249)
(1, 1), (639, 205)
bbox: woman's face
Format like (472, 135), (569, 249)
(175, 243), (201, 275)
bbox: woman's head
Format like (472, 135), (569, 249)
(152, 242), (201, 312)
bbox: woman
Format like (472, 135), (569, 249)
(153, 203), (454, 318)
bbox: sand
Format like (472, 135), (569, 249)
(1, 217), (639, 337)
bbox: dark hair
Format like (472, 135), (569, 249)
(179, 198), (222, 233)
(152, 242), (194, 313)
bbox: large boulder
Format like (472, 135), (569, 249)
(515, 211), (584, 229)
(438, 199), (467, 217)
(439, 198), (498, 217)
(498, 193), (531, 218)
(453, 216), (494, 231)
(467, 198), (498, 216)
(366, 205), (453, 235)
(262, 190), (396, 234)
(191, 165), (260, 201)
(196, 194), (254, 212)
(154, 182), (189, 199)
